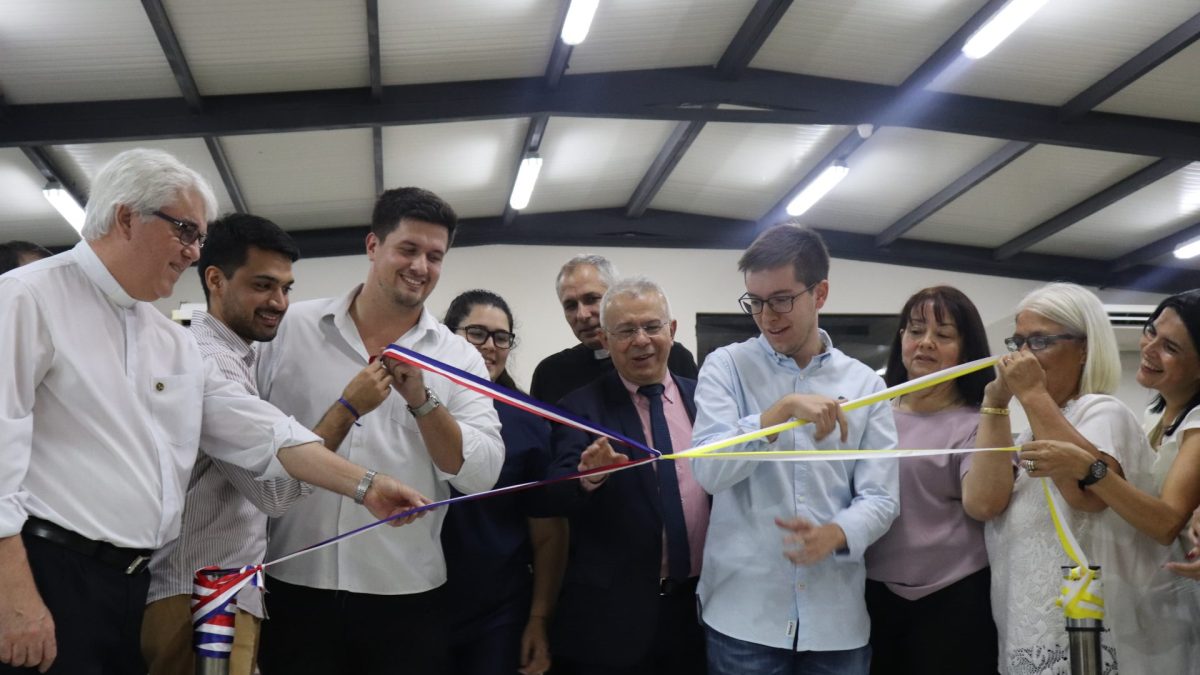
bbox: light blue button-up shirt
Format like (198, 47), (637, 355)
(692, 331), (899, 652)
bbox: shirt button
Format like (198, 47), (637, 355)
(796, 583), (806, 591)
(155, 382), (165, 392)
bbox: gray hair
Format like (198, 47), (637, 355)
(555, 254), (618, 298)
(599, 276), (672, 330)
(1017, 282), (1120, 396)
(82, 148), (219, 241)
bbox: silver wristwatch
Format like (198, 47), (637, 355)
(407, 387), (441, 418)
(353, 469), (377, 505)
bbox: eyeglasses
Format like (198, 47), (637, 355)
(607, 321), (666, 343)
(153, 211), (206, 249)
(737, 282), (818, 316)
(459, 325), (517, 349)
(1004, 334), (1083, 352)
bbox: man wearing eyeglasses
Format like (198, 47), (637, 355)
(690, 223), (898, 675)
(543, 276), (709, 674)
(0, 149), (430, 674)
(530, 255), (698, 406)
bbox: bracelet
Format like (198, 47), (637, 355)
(980, 407), (1010, 416)
(353, 469), (377, 505)
(337, 397), (363, 427)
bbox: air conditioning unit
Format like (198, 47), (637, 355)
(1105, 304), (1154, 351)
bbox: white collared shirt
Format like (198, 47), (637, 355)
(257, 286), (504, 595)
(0, 242), (319, 549)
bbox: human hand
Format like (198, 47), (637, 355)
(382, 357), (427, 406)
(363, 474), (431, 525)
(998, 351), (1047, 403)
(1165, 558), (1200, 581)
(776, 394), (848, 442)
(776, 517), (847, 565)
(1019, 440), (1095, 481)
(341, 360), (393, 416)
(0, 582), (56, 672)
(578, 438), (629, 488)
(983, 367), (1013, 408)
(517, 616), (551, 675)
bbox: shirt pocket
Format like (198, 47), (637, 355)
(147, 372), (204, 450)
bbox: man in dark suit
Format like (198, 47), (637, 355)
(545, 276), (710, 675)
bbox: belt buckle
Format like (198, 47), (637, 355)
(125, 554), (150, 575)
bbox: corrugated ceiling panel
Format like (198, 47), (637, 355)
(380, 0), (556, 85)
(751, 0), (988, 86)
(799, 128), (1011, 235)
(650, 123), (848, 220)
(1096, 39), (1200, 124)
(930, 0), (1200, 106)
(524, 117), (676, 214)
(165, 0), (368, 95)
(0, 148), (79, 246)
(221, 129), (374, 230)
(569, 0), (757, 74)
(1029, 162), (1200, 259)
(45, 139), (235, 216)
(382, 119), (528, 219)
(0, 0), (179, 103)
(909, 145), (1157, 248)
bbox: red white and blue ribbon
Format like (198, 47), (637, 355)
(191, 565), (262, 659)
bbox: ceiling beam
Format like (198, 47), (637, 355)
(761, 130), (867, 225)
(715, 0), (793, 78)
(993, 157), (1192, 260)
(366, 0), (383, 103)
(501, 114), (549, 225)
(141, 0), (203, 112)
(202, 136), (248, 213)
(5, 67), (1200, 161)
(544, 0), (574, 90)
(1111, 218), (1200, 273)
(875, 141), (1033, 247)
(21, 146), (86, 206)
(372, 126), (384, 198)
(625, 120), (706, 218)
(277, 207), (1200, 294)
(1059, 11), (1200, 119)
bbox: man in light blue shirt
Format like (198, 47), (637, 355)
(692, 223), (899, 674)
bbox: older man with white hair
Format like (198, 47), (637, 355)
(0, 149), (428, 674)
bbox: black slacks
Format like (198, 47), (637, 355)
(258, 574), (449, 675)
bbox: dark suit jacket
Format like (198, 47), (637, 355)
(544, 369), (698, 668)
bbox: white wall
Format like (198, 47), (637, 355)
(155, 244), (1166, 416)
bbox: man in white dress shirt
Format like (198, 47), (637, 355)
(0, 149), (429, 674)
(256, 187), (504, 674)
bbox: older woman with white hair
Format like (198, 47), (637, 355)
(964, 282), (1151, 674)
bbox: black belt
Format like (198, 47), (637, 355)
(22, 518), (153, 575)
(659, 576), (699, 597)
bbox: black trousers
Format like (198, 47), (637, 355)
(0, 534), (150, 675)
(866, 566), (999, 675)
(258, 575), (449, 675)
(555, 579), (706, 675)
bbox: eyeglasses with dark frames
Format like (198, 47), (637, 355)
(152, 211), (206, 249)
(737, 282), (819, 316)
(459, 325), (517, 350)
(1004, 334), (1083, 352)
(606, 321), (667, 343)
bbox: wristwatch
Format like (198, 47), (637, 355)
(407, 387), (441, 418)
(1078, 459), (1108, 490)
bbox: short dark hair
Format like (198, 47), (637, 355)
(883, 285), (995, 407)
(0, 240), (53, 274)
(1149, 289), (1200, 436)
(443, 289), (519, 392)
(197, 213), (300, 302)
(738, 222), (829, 286)
(371, 187), (458, 246)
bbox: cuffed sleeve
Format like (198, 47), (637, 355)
(690, 349), (767, 493)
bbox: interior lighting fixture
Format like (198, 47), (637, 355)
(43, 182), (85, 234)
(561, 0), (599, 46)
(961, 0), (1049, 60)
(786, 162), (849, 217)
(1174, 236), (1200, 260)
(509, 155), (544, 211)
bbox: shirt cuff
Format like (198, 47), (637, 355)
(268, 416), (322, 481)
(0, 493), (28, 539)
(829, 513), (865, 563)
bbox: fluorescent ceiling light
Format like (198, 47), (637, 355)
(786, 162), (849, 217)
(508, 155), (543, 211)
(1174, 236), (1200, 260)
(43, 183), (85, 234)
(561, 0), (599, 46)
(961, 0), (1048, 60)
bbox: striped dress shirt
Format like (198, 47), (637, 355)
(146, 311), (312, 617)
